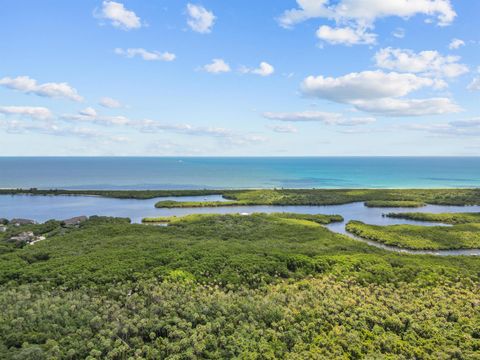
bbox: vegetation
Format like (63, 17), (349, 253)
(143, 212), (344, 225)
(153, 189), (480, 208)
(0, 220), (63, 254)
(3, 188), (480, 206)
(1, 213), (480, 358)
(155, 200), (238, 208)
(346, 220), (480, 250)
(364, 200), (425, 208)
(387, 211), (480, 224)
(0, 188), (227, 199)
(2, 274), (479, 360)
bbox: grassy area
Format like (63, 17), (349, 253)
(3, 188), (480, 206)
(155, 200), (238, 208)
(364, 200), (425, 208)
(346, 220), (480, 250)
(1, 214), (479, 358)
(143, 212), (344, 225)
(387, 212), (480, 224)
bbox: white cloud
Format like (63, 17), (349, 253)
(138, 119), (266, 146)
(0, 106), (52, 120)
(316, 25), (376, 45)
(279, 0), (455, 46)
(301, 70), (444, 103)
(407, 118), (480, 137)
(62, 108), (131, 126)
(139, 120), (231, 137)
(99, 97), (122, 108)
(0, 76), (83, 102)
(467, 78), (480, 91)
(241, 62), (275, 77)
(98, 1), (141, 30)
(186, 4), (215, 34)
(279, 0), (456, 28)
(202, 59), (231, 74)
(263, 111), (376, 125)
(0, 118), (128, 142)
(264, 111), (342, 123)
(268, 124), (299, 133)
(336, 117), (377, 126)
(115, 48), (176, 61)
(374, 48), (468, 78)
(300, 70), (461, 117)
(449, 38), (465, 50)
(354, 97), (462, 116)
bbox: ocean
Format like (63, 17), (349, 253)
(1, 157), (479, 189)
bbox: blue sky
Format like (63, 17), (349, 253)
(1, 0), (479, 156)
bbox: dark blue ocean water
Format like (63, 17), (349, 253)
(1, 157), (479, 189)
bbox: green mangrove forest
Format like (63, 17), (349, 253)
(0, 212), (479, 359)
(3, 188), (480, 206)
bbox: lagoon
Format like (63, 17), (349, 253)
(2, 193), (480, 255)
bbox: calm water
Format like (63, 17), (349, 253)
(1, 157), (480, 189)
(1, 194), (480, 256)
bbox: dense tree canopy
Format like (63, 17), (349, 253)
(0, 213), (479, 359)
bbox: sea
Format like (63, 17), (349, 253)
(1, 157), (479, 189)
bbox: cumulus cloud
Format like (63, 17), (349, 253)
(62, 107), (131, 126)
(99, 97), (122, 108)
(449, 38), (465, 50)
(264, 111), (375, 126)
(202, 59), (231, 74)
(0, 76), (83, 102)
(97, 1), (142, 30)
(0, 106), (53, 120)
(186, 4), (215, 33)
(300, 70), (461, 117)
(279, 0), (456, 28)
(240, 62), (275, 77)
(467, 78), (480, 91)
(301, 70), (444, 103)
(115, 48), (176, 61)
(279, 0), (455, 46)
(374, 48), (469, 78)
(354, 97), (462, 117)
(316, 25), (376, 45)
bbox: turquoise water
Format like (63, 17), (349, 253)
(1, 157), (479, 189)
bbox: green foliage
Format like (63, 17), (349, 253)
(155, 200), (238, 208)
(388, 212), (480, 224)
(269, 212), (343, 224)
(346, 220), (480, 250)
(364, 200), (425, 208)
(3, 188), (480, 205)
(1, 213), (480, 359)
(1, 275), (479, 359)
(143, 212), (343, 225)
(153, 188), (480, 208)
(0, 188), (228, 199)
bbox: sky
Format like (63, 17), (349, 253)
(1, 0), (479, 156)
